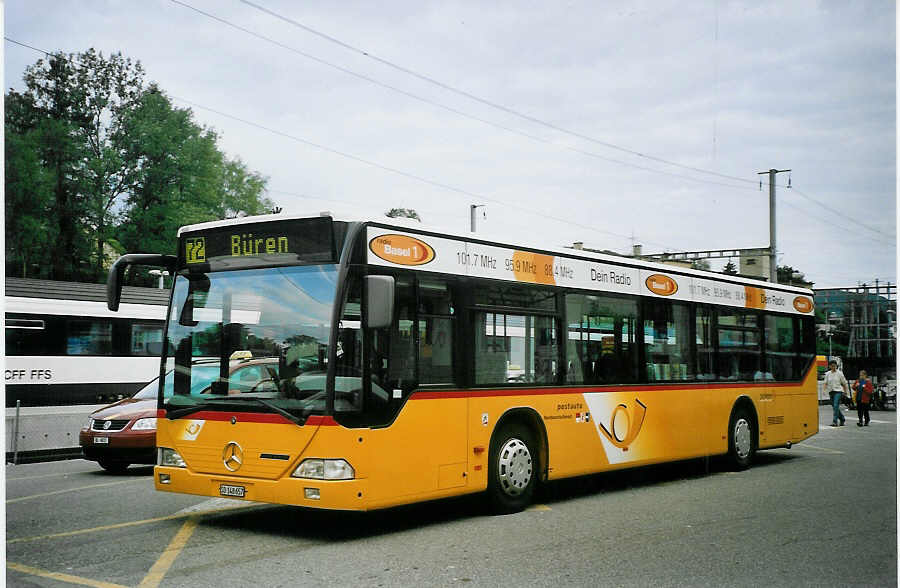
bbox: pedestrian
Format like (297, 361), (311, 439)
(823, 360), (848, 426)
(853, 370), (874, 427)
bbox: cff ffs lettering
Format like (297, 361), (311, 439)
(5, 369), (52, 381)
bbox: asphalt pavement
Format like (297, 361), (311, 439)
(6, 404), (897, 587)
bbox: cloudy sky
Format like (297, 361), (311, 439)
(4, 0), (896, 288)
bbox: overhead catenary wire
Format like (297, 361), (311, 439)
(240, 0), (764, 187)
(5, 35), (893, 264)
(788, 186), (895, 240)
(2, 36), (686, 252)
(168, 0), (759, 195)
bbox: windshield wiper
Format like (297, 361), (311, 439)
(229, 397), (310, 426)
(166, 401), (226, 420)
(165, 397), (313, 425)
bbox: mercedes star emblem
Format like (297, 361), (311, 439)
(222, 441), (244, 472)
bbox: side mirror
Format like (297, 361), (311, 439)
(107, 254), (177, 311)
(366, 275), (395, 329)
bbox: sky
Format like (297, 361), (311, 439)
(4, 0), (896, 289)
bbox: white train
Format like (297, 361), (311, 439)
(5, 278), (169, 407)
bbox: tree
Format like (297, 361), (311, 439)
(385, 208), (421, 221)
(5, 92), (54, 278)
(777, 265), (813, 287)
(723, 260), (738, 275)
(692, 258), (711, 271)
(6, 50), (274, 283)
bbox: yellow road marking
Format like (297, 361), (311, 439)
(6, 479), (142, 503)
(138, 516), (199, 588)
(7, 562), (129, 588)
(7, 502), (255, 545)
(526, 504), (552, 511)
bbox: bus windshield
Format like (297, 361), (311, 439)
(162, 265), (339, 420)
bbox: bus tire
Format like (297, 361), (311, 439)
(488, 423), (536, 514)
(98, 459), (129, 473)
(728, 407), (756, 470)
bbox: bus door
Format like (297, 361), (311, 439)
(340, 272), (468, 503)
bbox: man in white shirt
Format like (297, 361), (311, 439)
(823, 360), (848, 426)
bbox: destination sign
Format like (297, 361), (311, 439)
(178, 218), (336, 271)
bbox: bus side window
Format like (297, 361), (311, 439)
(643, 300), (693, 381)
(418, 278), (455, 385)
(764, 314), (794, 381)
(564, 293), (638, 385)
(716, 309), (761, 381)
(387, 275), (415, 391)
(695, 306), (715, 380)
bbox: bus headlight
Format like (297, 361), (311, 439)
(132, 418), (157, 431)
(158, 447), (186, 468)
(291, 458), (354, 480)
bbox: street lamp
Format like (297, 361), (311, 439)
(149, 269), (169, 289)
(825, 312), (842, 362)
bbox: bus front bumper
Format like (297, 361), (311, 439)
(154, 466), (369, 511)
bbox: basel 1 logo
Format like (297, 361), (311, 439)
(598, 399), (647, 450)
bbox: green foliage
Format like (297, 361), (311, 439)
(691, 258), (711, 271)
(722, 260), (738, 275)
(5, 50), (273, 284)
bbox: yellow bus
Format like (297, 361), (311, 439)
(107, 213), (819, 513)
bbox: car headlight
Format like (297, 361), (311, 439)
(158, 447), (186, 468)
(291, 458), (354, 480)
(83, 417), (94, 431)
(132, 418), (157, 431)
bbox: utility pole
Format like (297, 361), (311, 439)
(757, 168), (790, 283)
(470, 204), (485, 232)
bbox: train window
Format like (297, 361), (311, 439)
(5, 314), (65, 356)
(66, 320), (113, 355)
(6, 318), (45, 329)
(131, 323), (164, 356)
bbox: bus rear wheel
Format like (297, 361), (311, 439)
(488, 423), (536, 514)
(728, 408), (756, 470)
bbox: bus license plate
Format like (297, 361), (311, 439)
(93, 437), (109, 444)
(220, 484), (245, 498)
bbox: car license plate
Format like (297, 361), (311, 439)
(219, 484), (245, 498)
(93, 437), (109, 444)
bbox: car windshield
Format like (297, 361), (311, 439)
(162, 265), (338, 418)
(132, 366), (221, 400)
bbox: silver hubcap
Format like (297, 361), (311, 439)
(497, 437), (532, 497)
(734, 418), (752, 459)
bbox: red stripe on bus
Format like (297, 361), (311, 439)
(157, 410), (338, 426)
(411, 379), (804, 400)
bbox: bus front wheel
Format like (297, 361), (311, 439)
(728, 407), (756, 470)
(488, 423), (536, 514)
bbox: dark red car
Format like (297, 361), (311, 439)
(79, 357), (279, 472)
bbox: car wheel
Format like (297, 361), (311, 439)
(98, 459), (129, 473)
(728, 407), (756, 470)
(488, 423), (537, 514)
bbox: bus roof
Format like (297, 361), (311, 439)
(177, 211), (813, 296)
